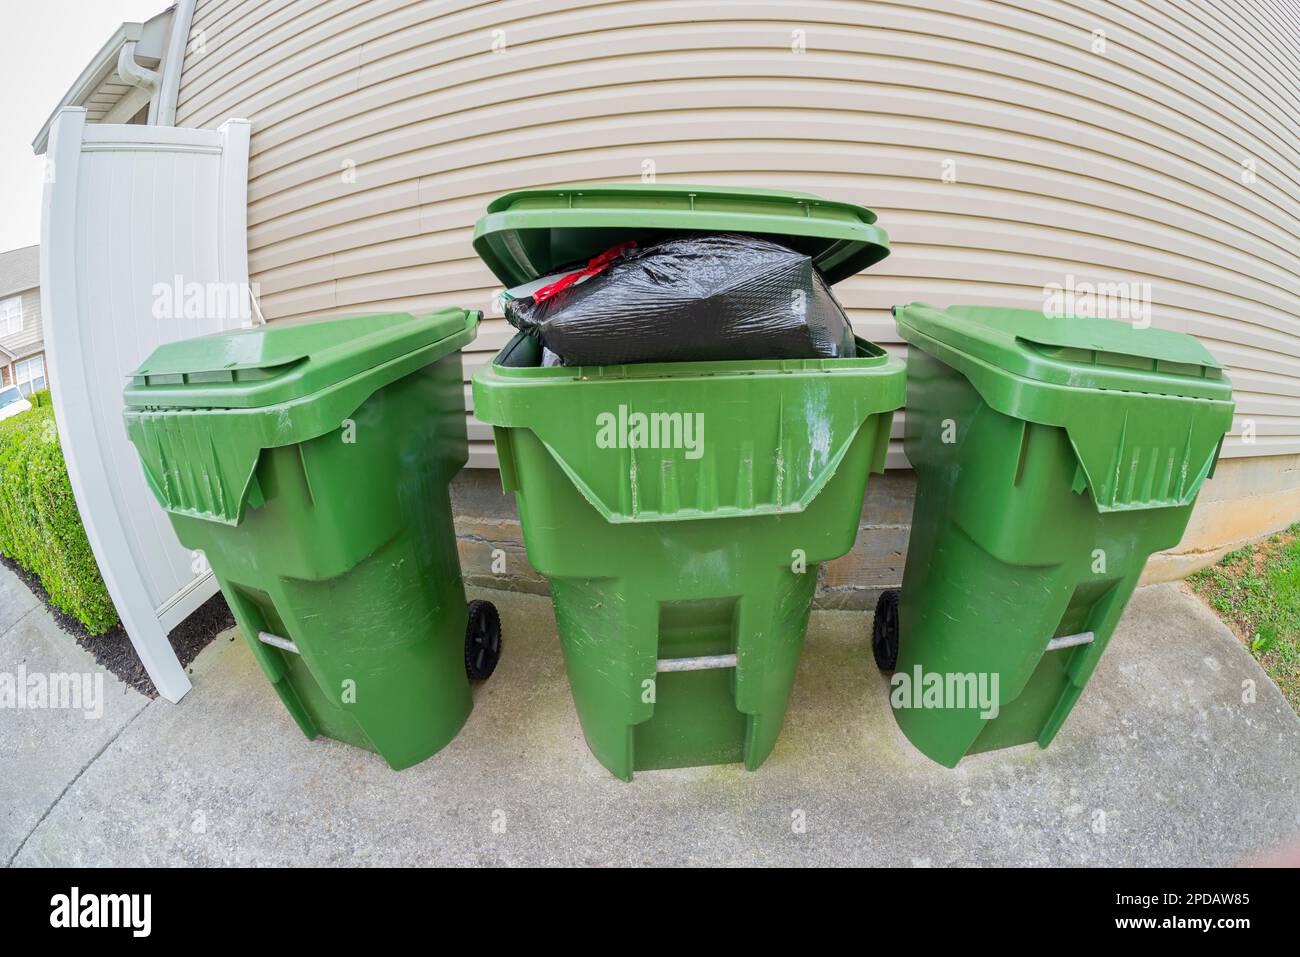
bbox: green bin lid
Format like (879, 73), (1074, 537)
(473, 183), (889, 287)
(893, 303), (1230, 401)
(893, 303), (1235, 513)
(125, 308), (476, 410)
(123, 308), (478, 526)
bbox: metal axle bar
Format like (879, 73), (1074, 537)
(258, 631), (300, 655)
(1046, 631), (1095, 652)
(656, 653), (738, 673)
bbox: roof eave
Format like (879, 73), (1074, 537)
(32, 23), (143, 155)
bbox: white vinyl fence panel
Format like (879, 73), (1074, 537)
(40, 107), (251, 702)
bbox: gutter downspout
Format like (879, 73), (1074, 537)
(116, 40), (161, 94)
(155, 0), (197, 127)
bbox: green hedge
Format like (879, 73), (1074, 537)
(28, 387), (52, 408)
(0, 405), (119, 633)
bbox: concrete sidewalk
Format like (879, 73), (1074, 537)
(3, 565), (1298, 866)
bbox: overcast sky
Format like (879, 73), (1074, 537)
(0, 0), (170, 253)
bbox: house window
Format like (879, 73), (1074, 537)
(15, 355), (45, 396)
(0, 296), (21, 335)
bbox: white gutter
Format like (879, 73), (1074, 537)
(32, 7), (180, 154)
(116, 40), (161, 92)
(31, 24), (141, 154)
(155, 0), (196, 127)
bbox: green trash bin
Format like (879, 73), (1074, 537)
(471, 184), (904, 780)
(875, 303), (1235, 767)
(123, 308), (502, 770)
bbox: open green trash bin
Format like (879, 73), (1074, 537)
(875, 303), (1235, 767)
(123, 308), (501, 770)
(472, 184), (904, 780)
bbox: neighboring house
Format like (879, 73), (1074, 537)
(33, 1), (1300, 599)
(0, 245), (48, 397)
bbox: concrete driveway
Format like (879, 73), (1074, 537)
(3, 565), (1298, 866)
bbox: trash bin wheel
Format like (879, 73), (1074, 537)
(465, 600), (502, 681)
(872, 589), (900, 672)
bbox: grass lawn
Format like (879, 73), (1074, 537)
(1188, 522), (1300, 714)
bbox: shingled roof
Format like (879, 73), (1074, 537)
(0, 245), (39, 300)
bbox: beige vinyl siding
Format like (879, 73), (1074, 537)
(0, 287), (46, 359)
(176, 0), (1300, 468)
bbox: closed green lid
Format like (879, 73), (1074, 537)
(893, 303), (1235, 512)
(473, 183), (889, 287)
(125, 308), (476, 409)
(894, 303), (1230, 401)
(123, 309), (478, 526)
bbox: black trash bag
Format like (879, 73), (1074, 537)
(503, 233), (856, 365)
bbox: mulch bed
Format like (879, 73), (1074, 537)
(1, 554), (235, 698)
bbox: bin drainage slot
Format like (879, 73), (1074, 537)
(656, 653), (738, 673)
(258, 631), (300, 655)
(1045, 631), (1094, 652)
